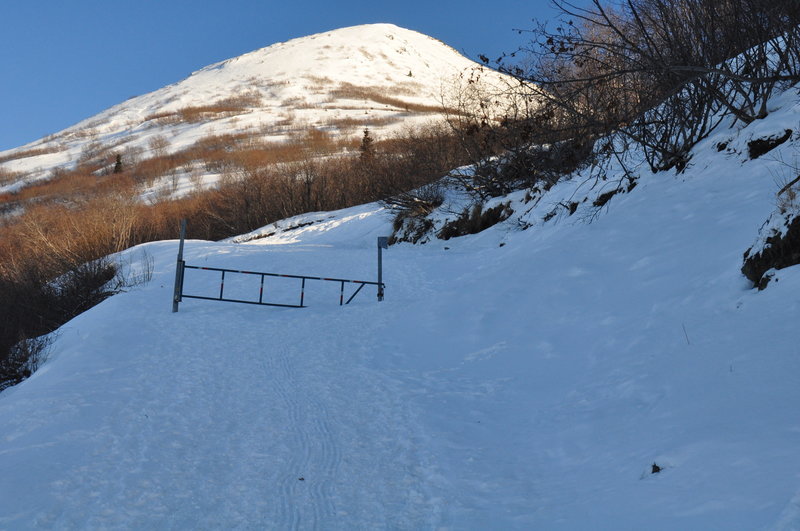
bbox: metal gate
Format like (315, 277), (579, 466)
(171, 220), (387, 312)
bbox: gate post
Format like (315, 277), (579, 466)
(377, 236), (388, 301)
(172, 219), (187, 313)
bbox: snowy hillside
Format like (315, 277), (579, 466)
(1, 76), (800, 528)
(0, 23), (511, 191)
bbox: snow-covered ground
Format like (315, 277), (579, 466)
(2, 80), (800, 531)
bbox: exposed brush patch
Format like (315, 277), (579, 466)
(144, 93), (263, 125)
(0, 167), (20, 186)
(324, 116), (401, 131)
(437, 202), (514, 240)
(742, 212), (800, 289)
(331, 82), (453, 114)
(389, 215), (435, 245)
(0, 335), (52, 392)
(748, 129), (793, 159)
(593, 179), (637, 208)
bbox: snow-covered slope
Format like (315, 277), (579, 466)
(1, 79), (800, 530)
(0, 23), (510, 190)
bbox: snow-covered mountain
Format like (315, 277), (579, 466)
(1, 66), (799, 528)
(0, 23), (511, 191)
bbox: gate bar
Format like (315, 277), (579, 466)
(181, 265), (384, 308)
(181, 294), (302, 308)
(183, 264), (381, 286)
(172, 222), (388, 312)
(172, 219), (187, 313)
(345, 283), (365, 305)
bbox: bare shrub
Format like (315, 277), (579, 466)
(108, 248), (155, 290)
(498, 0), (800, 175)
(331, 82), (455, 113)
(77, 141), (105, 168)
(439, 67), (569, 198)
(437, 202), (514, 240)
(777, 182), (800, 215)
(288, 128), (339, 155)
(148, 135), (170, 158)
(325, 115), (400, 132)
(0, 254), (121, 391)
(0, 167), (20, 186)
(629, 78), (728, 172)
(1, 165), (137, 208)
(0, 334), (53, 391)
(382, 181), (445, 221)
(122, 144), (144, 167)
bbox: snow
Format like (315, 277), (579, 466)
(0, 23), (512, 193)
(2, 49), (800, 531)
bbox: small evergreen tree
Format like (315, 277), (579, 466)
(113, 154), (123, 174)
(359, 129), (375, 164)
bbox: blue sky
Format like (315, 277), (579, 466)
(0, 0), (560, 151)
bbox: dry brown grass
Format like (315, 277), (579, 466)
(144, 93), (263, 125)
(0, 168), (20, 186)
(281, 96), (316, 110)
(0, 139), (152, 208)
(325, 116), (401, 130)
(331, 83), (451, 114)
(306, 75), (335, 85)
(0, 170), (136, 206)
(1, 118), (456, 212)
(0, 145), (64, 165)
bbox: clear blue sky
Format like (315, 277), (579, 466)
(0, 0), (561, 151)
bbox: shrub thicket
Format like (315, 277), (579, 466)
(500, 0), (800, 173)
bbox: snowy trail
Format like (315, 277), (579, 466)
(0, 234), (442, 528)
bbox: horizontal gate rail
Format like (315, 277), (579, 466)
(179, 292), (303, 308)
(183, 264), (381, 286)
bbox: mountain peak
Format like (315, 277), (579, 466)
(191, 22), (474, 90)
(1, 23), (509, 189)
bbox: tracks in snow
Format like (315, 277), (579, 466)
(268, 341), (341, 528)
(35, 296), (438, 528)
